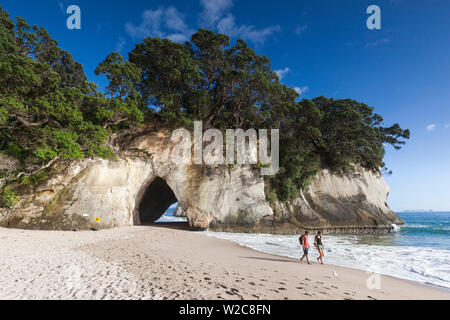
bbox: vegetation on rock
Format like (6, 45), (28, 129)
(0, 6), (409, 206)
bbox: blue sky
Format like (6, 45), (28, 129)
(1, 0), (450, 211)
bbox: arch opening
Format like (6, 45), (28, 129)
(138, 177), (178, 224)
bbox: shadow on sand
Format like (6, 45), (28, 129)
(240, 256), (299, 263)
(140, 221), (192, 231)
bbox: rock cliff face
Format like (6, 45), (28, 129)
(0, 128), (403, 234)
(266, 167), (403, 234)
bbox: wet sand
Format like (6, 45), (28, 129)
(0, 225), (448, 300)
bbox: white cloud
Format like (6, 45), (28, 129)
(201, 0), (281, 45)
(217, 13), (281, 45)
(165, 6), (188, 32)
(116, 35), (126, 52)
(295, 25), (307, 36)
(125, 8), (165, 39)
(166, 33), (189, 42)
(365, 38), (391, 48)
(200, 0), (233, 26)
(58, 1), (65, 14)
(294, 86), (309, 96)
(125, 7), (194, 42)
(126, 2), (279, 45)
(444, 123), (450, 129)
(275, 67), (290, 80)
(426, 124), (436, 132)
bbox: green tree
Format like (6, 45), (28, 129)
(129, 29), (298, 130)
(0, 6), (138, 189)
(94, 52), (145, 129)
(129, 37), (201, 126)
(125, 29), (410, 201)
(0, 7), (410, 204)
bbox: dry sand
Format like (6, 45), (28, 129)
(0, 225), (448, 300)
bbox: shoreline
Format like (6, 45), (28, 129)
(203, 227), (450, 291)
(0, 225), (449, 300)
(202, 231), (450, 294)
(208, 224), (399, 235)
(222, 236), (450, 294)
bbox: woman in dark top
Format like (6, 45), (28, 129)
(314, 231), (325, 264)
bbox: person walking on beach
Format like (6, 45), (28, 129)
(299, 231), (311, 264)
(314, 231), (325, 264)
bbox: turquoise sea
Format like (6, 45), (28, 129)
(204, 212), (450, 289)
(158, 209), (450, 288)
(395, 212), (450, 250)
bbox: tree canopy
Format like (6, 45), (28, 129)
(0, 6), (146, 197)
(0, 7), (410, 206)
(125, 28), (410, 200)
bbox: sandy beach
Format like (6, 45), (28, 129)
(0, 225), (448, 300)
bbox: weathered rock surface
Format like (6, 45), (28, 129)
(0, 128), (402, 234)
(264, 167), (403, 234)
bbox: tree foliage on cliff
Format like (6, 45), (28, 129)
(0, 7), (409, 205)
(0, 6), (145, 196)
(125, 28), (410, 200)
(128, 30), (296, 130)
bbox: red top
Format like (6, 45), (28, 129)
(303, 235), (310, 248)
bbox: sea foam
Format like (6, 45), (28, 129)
(204, 231), (450, 289)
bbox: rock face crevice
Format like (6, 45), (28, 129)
(0, 128), (403, 234)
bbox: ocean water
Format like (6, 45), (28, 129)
(156, 215), (187, 223)
(155, 204), (188, 223)
(204, 212), (450, 289)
